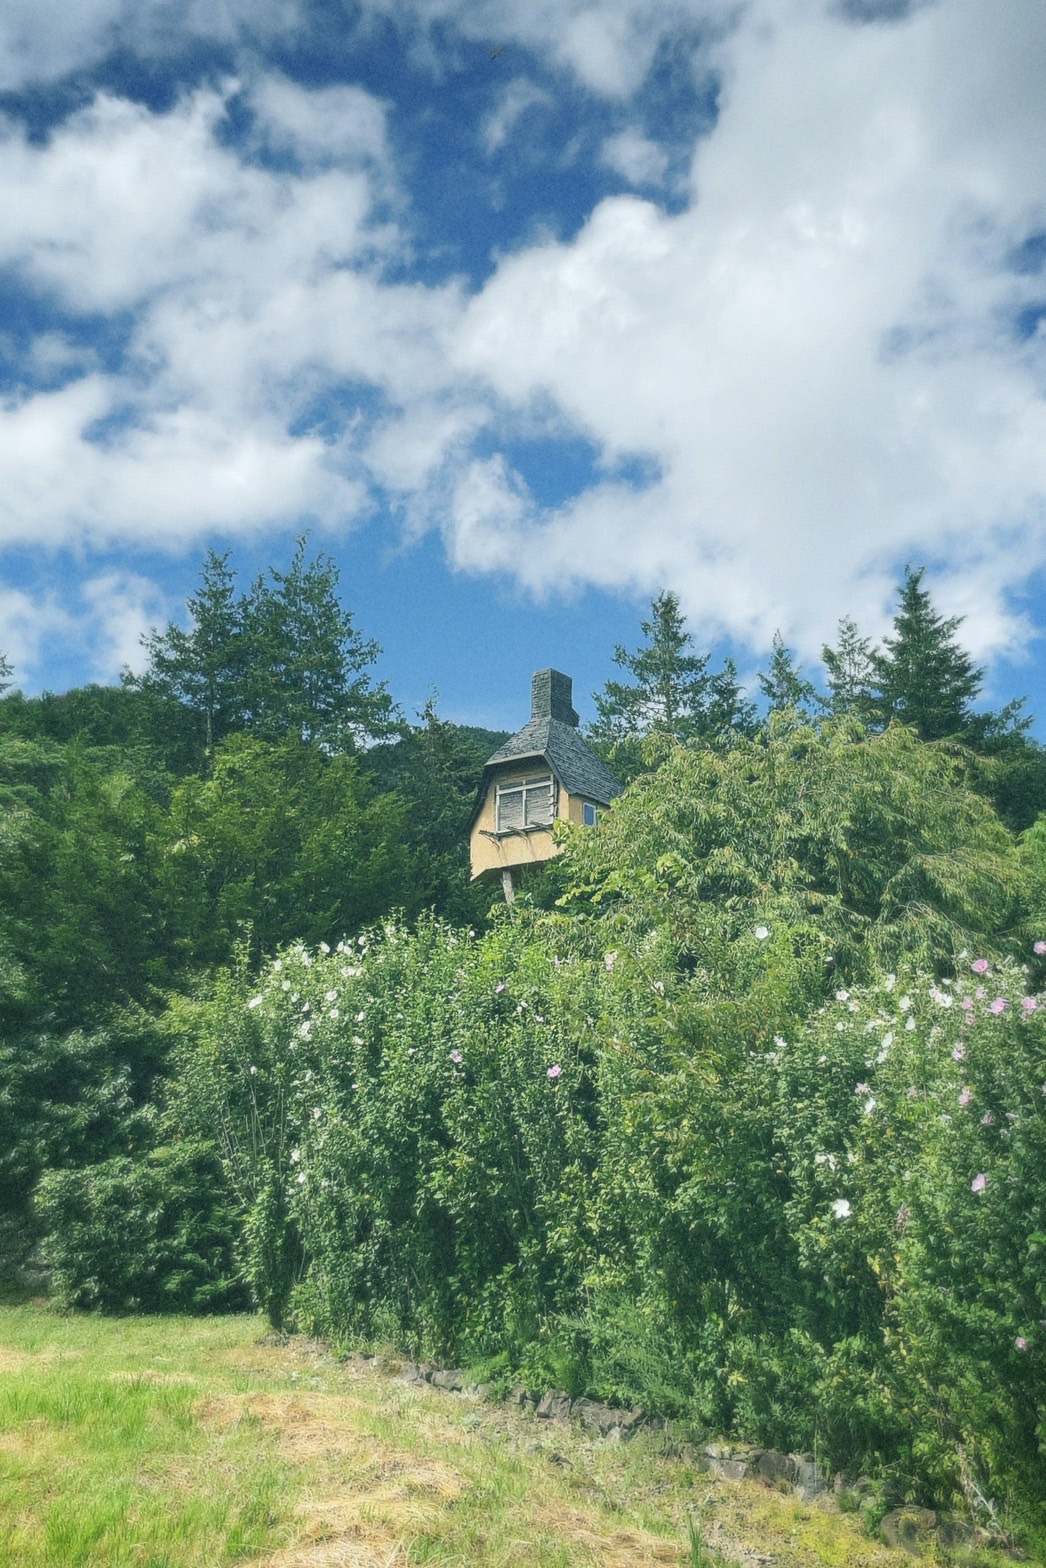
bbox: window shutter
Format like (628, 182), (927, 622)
(497, 788), (523, 831)
(525, 782), (553, 827)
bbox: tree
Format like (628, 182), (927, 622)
(591, 592), (756, 764)
(130, 541), (398, 757)
(131, 551), (247, 757)
(242, 539), (397, 748)
(821, 615), (877, 722)
(758, 633), (820, 718)
(0, 653), (11, 696)
(870, 567), (984, 740)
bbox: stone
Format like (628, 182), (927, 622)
(430, 1368), (466, 1391)
(880, 1507), (938, 1553)
(535, 1390), (574, 1422)
(793, 1456), (830, 1500)
(754, 1449), (797, 1488)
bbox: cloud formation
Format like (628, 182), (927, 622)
(1, 0), (1045, 681)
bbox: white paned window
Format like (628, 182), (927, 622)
(496, 776), (553, 832)
(583, 802), (599, 826)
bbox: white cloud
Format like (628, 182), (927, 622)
(445, 0), (1046, 659)
(602, 128), (669, 187)
(249, 75), (392, 168)
(482, 78), (551, 153)
(80, 570), (171, 678)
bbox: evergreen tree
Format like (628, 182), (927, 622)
(870, 567), (983, 740)
(821, 615), (877, 722)
(242, 538), (397, 749)
(758, 633), (820, 717)
(591, 591), (710, 745)
(130, 551), (247, 757)
(0, 653), (11, 696)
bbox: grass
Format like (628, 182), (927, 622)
(0, 1304), (1019, 1568)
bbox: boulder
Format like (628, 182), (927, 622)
(880, 1507), (938, 1553)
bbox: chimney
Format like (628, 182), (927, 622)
(531, 668), (579, 727)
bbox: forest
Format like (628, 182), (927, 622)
(2, 542), (1045, 1548)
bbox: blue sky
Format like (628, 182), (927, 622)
(1, 0), (1045, 733)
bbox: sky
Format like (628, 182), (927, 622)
(1, 0), (1046, 733)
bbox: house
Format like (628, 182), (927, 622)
(469, 669), (623, 900)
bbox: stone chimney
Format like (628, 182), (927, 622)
(531, 668), (579, 727)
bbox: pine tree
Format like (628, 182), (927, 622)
(870, 567), (983, 740)
(242, 539), (397, 748)
(758, 633), (820, 717)
(821, 615), (877, 722)
(591, 591), (711, 745)
(130, 551), (247, 754)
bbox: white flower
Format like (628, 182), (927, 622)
(863, 1096), (877, 1114)
(312, 1107), (322, 1120)
(273, 959), (282, 972)
(814, 1153), (838, 1171)
(905, 1016), (916, 1031)
(881, 1032), (894, 1050)
(831, 1199), (852, 1219)
(325, 990), (338, 1002)
(248, 1065), (257, 1075)
(319, 942), (330, 954)
(773, 1035), (787, 1049)
(328, 1008), (339, 1021)
(296, 1171), (306, 1184)
(899, 995), (911, 1011)
(290, 1149), (300, 1163)
(885, 973), (896, 991)
(356, 1010), (366, 1022)
(753, 925), (770, 940)
(835, 989), (850, 1002)
(247, 995), (263, 1009)
(281, 980), (291, 991)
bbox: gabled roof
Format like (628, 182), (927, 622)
(482, 715), (623, 806)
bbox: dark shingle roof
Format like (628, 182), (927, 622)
(482, 716), (623, 805)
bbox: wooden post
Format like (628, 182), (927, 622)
(501, 867), (515, 905)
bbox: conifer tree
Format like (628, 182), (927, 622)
(758, 633), (820, 717)
(591, 591), (710, 745)
(870, 567), (983, 740)
(821, 615), (877, 722)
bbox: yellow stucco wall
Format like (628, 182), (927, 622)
(469, 764), (590, 880)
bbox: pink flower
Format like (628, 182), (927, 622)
(1016, 1336), (1029, 1351)
(449, 1050), (463, 1064)
(981, 1112), (995, 1126)
(604, 951), (617, 971)
(961, 997), (974, 1011)
(952, 1045), (966, 1061)
(989, 997), (1008, 1014)
(1035, 942), (1046, 956)
(971, 958), (990, 974)
(855, 1082), (871, 1096)
(547, 1064), (562, 1079)
(959, 1088), (972, 1106)
(971, 1173), (988, 1194)
(1022, 997), (1038, 1013)
(495, 983), (506, 994)
(907, 1086), (920, 1099)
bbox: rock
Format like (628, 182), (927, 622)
(880, 1507), (937, 1553)
(430, 1368), (467, 1391)
(793, 1456), (830, 1500)
(754, 1449), (796, 1489)
(571, 1397), (626, 1437)
(396, 1362), (428, 1385)
(535, 1390), (574, 1422)
(506, 1385), (534, 1407)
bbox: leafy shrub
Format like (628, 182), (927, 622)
(37, 1138), (246, 1314)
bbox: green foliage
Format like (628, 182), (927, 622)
(821, 615), (877, 723)
(870, 567), (984, 740)
(130, 540), (396, 760)
(161, 733), (417, 967)
(565, 718), (1022, 980)
(590, 591), (756, 768)
(758, 633), (821, 721)
(36, 1138), (246, 1314)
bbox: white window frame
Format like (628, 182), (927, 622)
(495, 775), (555, 833)
(582, 801), (599, 827)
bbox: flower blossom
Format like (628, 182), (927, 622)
(971, 1173), (988, 1194)
(952, 1045), (966, 1061)
(971, 958), (990, 974)
(959, 1088), (972, 1106)
(495, 982), (507, 994)
(449, 1050), (463, 1064)
(547, 1064), (562, 1079)
(989, 998), (1008, 1015)
(753, 925), (769, 940)
(248, 995), (263, 1009)
(981, 1112), (995, 1126)
(1022, 997), (1038, 1013)
(831, 1198), (851, 1219)
(604, 951), (617, 971)
(1016, 1336), (1029, 1351)
(1035, 942), (1046, 956)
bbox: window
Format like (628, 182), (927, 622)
(496, 776), (553, 832)
(582, 802), (599, 827)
